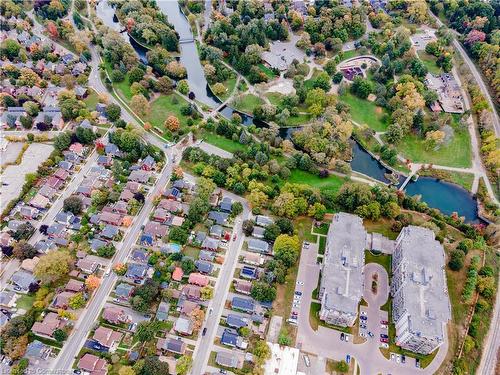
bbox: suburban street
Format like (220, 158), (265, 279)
(185, 173), (251, 375)
(295, 239), (449, 375)
(50, 146), (178, 371)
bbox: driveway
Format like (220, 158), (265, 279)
(295, 239), (448, 375)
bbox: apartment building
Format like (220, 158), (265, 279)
(391, 226), (451, 355)
(319, 213), (366, 327)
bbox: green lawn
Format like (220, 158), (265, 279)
(397, 121), (472, 168)
(417, 51), (442, 75)
(286, 113), (312, 126)
(84, 89), (100, 111)
(312, 222), (329, 235)
(448, 171), (475, 191)
(201, 132), (246, 154)
(318, 236), (326, 255)
(16, 294), (34, 310)
(144, 93), (192, 130)
(363, 218), (399, 240)
(210, 76), (237, 102)
(258, 64), (278, 79)
(340, 49), (362, 61)
(266, 92), (283, 106)
(288, 169), (346, 192)
(364, 250), (392, 276)
(231, 94), (264, 114)
(103, 60), (133, 101)
(183, 245), (200, 259)
(340, 92), (389, 131)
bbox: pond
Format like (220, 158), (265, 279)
(350, 141), (401, 185)
(405, 177), (480, 223)
(95, 0), (148, 64)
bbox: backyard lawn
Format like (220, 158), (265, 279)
(16, 294), (35, 311)
(288, 170), (346, 193)
(201, 132), (247, 153)
(144, 93), (192, 130)
(84, 89), (99, 111)
(231, 94), (265, 114)
(340, 92), (389, 131)
(396, 124), (472, 168)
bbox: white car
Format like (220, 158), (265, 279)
(390, 353), (396, 361)
(396, 356), (400, 364)
(345, 335), (349, 342)
(380, 324), (388, 329)
(296, 281), (304, 286)
(381, 343), (389, 349)
(360, 311), (367, 316)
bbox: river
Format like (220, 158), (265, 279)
(99, 0), (481, 223)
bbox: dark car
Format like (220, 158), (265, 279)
(380, 334), (389, 339)
(416, 359), (421, 368)
(202, 327), (207, 336)
(401, 355), (406, 364)
(340, 333), (345, 341)
(295, 291), (302, 296)
(360, 315), (367, 320)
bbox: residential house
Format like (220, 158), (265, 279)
(114, 283), (134, 301)
(180, 285), (201, 301)
(21, 257), (40, 273)
(100, 224), (119, 240)
(141, 155), (155, 171)
(93, 326), (123, 352)
(25, 340), (52, 361)
(20, 206), (39, 220)
(52, 291), (76, 309)
(0, 291), (18, 308)
(125, 263), (148, 280)
(174, 315), (194, 335)
(55, 211), (75, 225)
(46, 176), (63, 190)
(172, 267), (184, 282)
(199, 250), (215, 262)
(153, 208), (169, 223)
(2, 107), (26, 128)
(90, 238), (107, 253)
(157, 337), (186, 355)
(219, 197), (233, 213)
(240, 266), (258, 280)
(125, 181), (140, 193)
(252, 226), (265, 239)
(234, 279), (252, 295)
(97, 155), (113, 167)
(209, 225), (224, 238)
(202, 237), (220, 251)
(231, 296), (255, 313)
(74, 86), (87, 99)
(221, 329), (248, 349)
(208, 211), (229, 226)
(143, 221), (167, 239)
(188, 273), (209, 287)
(226, 314), (248, 329)
(34, 107), (64, 129)
(32, 312), (65, 338)
(128, 170), (150, 184)
(247, 238), (270, 254)
(69, 142), (85, 156)
(243, 252), (264, 266)
(38, 184), (57, 199)
(158, 199), (182, 213)
(102, 306), (130, 325)
(100, 212), (123, 226)
(156, 301), (169, 321)
(131, 249), (149, 263)
(11, 270), (37, 291)
(65, 279), (84, 293)
(76, 257), (99, 274)
(255, 215), (273, 227)
(46, 223), (66, 238)
(180, 300), (199, 315)
(215, 352), (242, 369)
(54, 168), (69, 181)
(119, 189), (134, 202)
(77, 353), (108, 375)
(29, 194), (50, 209)
(195, 260), (214, 275)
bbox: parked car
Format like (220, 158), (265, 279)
(360, 315), (367, 321)
(345, 335), (349, 342)
(380, 338), (389, 343)
(295, 291), (302, 296)
(401, 355), (406, 364)
(416, 359), (421, 368)
(380, 320), (388, 324)
(368, 331), (374, 338)
(346, 354), (351, 364)
(202, 327), (207, 336)
(303, 355), (310, 367)
(340, 333), (345, 341)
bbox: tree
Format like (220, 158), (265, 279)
(1, 39), (21, 59)
(448, 250), (464, 271)
(201, 286), (213, 300)
(53, 329), (67, 342)
(157, 76), (174, 94)
(136, 321), (163, 342)
(119, 366), (136, 375)
(85, 275), (100, 291)
(105, 103), (121, 122)
(264, 224), (281, 242)
(273, 235), (300, 267)
(336, 360), (349, 373)
(13, 222), (34, 241)
(76, 126), (97, 145)
(130, 94), (149, 117)
(251, 281), (276, 302)
(169, 226), (189, 245)
(176, 356), (192, 375)
(138, 356), (169, 375)
(189, 308), (205, 332)
(177, 80), (189, 95)
(253, 340), (271, 364)
(68, 292), (86, 309)
(13, 241), (37, 260)
(2, 335), (28, 360)
(212, 82), (226, 96)
(335, 183), (373, 212)
(351, 76), (372, 99)
(129, 67), (145, 83)
(165, 115), (180, 132)
(97, 243), (116, 258)
(242, 220), (254, 236)
(181, 257), (195, 274)
(231, 202), (243, 216)
(54, 132), (72, 151)
(308, 202), (326, 220)
(63, 196), (83, 215)
(34, 250), (73, 285)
